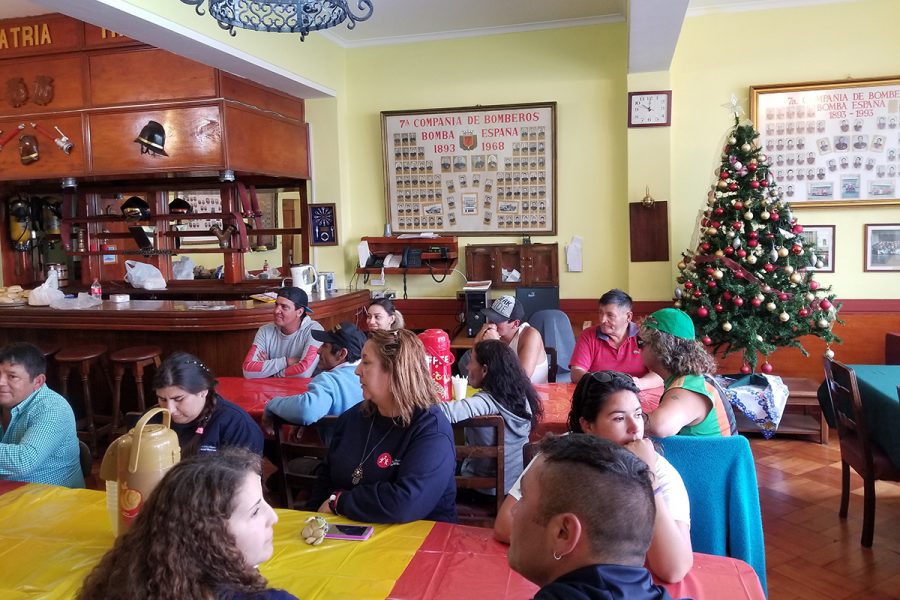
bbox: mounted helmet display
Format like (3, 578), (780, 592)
(7, 195), (34, 251)
(168, 197), (192, 215)
(19, 134), (39, 165)
(134, 120), (169, 157)
(121, 196), (151, 221)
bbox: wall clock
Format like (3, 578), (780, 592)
(628, 90), (672, 127)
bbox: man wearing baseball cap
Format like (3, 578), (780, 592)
(261, 321), (366, 439)
(242, 286), (324, 379)
(640, 308), (733, 438)
(473, 295), (548, 384)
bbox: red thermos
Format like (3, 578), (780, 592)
(418, 329), (455, 401)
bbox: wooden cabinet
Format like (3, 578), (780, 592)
(465, 242), (558, 288)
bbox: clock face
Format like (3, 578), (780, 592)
(628, 91), (672, 127)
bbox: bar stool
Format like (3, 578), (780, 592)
(55, 344), (110, 455)
(32, 342), (60, 390)
(110, 345), (162, 432)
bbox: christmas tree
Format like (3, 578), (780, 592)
(674, 114), (840, 373)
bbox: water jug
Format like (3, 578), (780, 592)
(418, 329), (455, 401)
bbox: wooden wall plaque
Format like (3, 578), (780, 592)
(629, 200), (669, 262)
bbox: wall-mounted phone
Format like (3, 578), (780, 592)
(384, 254), (402, 268)
(365, 254), (385, 269)
(401, 247), (422, 268)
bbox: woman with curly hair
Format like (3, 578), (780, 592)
(439, 340), (542, 497)
(310, 329), (457, 523)
(153, 352), (263, 456)
(365, 297), (404, 331)
(639, 308), (732, 438)
(77, 448), (296, 600)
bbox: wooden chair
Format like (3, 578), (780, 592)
(544, 346), (558, 383)
(271, 415), (337, 509)
(823, 358), (900, 547)
(78, 440), (93, 487)
(522, 440), (539, 468)
(453, 415), (505, 527)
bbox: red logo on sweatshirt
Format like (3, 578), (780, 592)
(377, 453), (392, 469)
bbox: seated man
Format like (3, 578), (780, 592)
(243, 287), (323, 379)
(569, 289), (663, 389)
(0, 342), (84, 488)
(473, 295), (548, 383)
(640, 308), (733, 438)
(261, 321), (366, 438)
(508, 434), (673, 600)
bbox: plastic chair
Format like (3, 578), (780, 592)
(529, 309), (576, 379)
(657, 435), (767, 594)
(453, 415), (505, 527)
(823, 358), (900, 547)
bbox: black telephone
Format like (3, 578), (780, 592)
(365, 254), (384, 269)
(401, 247), (423, 268)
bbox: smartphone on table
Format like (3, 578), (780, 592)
(324, 524), (374, 541)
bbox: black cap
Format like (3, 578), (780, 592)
(311, 322), (366, 356)
(276, 286), (313, 313)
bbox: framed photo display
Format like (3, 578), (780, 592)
(864, 223), (900, 272)
(174, 190), (277, 248)
(750, 76), (900, 207)
(381, 102), (557, 235)
(798, 225), (835, 272)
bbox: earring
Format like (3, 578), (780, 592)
(553, 551), (563, 561)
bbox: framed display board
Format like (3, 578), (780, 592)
(175, 190), (277, 248)
(381, 102), (557, 235)
(750, 76), (900, 207)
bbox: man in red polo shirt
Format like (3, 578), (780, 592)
(569, 289), (662, 389)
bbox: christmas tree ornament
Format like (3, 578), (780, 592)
(761, 362), (774, 374)
(707, 227), (718, 235)
(727, 231), (736, 239)
(700, 242), (711, 252)
(693, 290), (702, 298)
(740, 364), (752, 374)
(697, 306), (709, 318)
(717, 180), (728, 190)
(684, 281), (694, 289)
(734, 200), (744, 210)
(707, 279), (718, 287)
(789, 272), (802, 284)
(729, 136), (737, 144)
(719, 171), (730, 179)
(734, 296), (744, 306)
(799, 308), (810, 317)
(702, 336), (712, 345)
(673, 300), (682, 308)
(714, 250), (724, 257)
(737, 249), (747, 258)
(714, 303), (724, 313)
(732, 237), (742, 248)
(805, 292), (815, 302)
(818, 318), (829, 329)
(760, 210), (770, 220)
(778, 292), (789, 301)
(741, 143), (752, 152)
(784, 265), (795, 274)
(770, 211), (779, 220)
(674, 287), (683, 299)
(743, 210), (754, 220)
(748, 231), (759, 239)
(777, 247), (789, 258)
(809, 280), (819, 290)
(751, 297), (762, 307)
(791, 244), (803, 254)
(733, 161), (743, 170)
(825, 348), (835, 359)
(712, 269), (723, 279)
(746, 255), (758, 264)
(792, 224), (804, 234)
(732, 221), (743, 230)
(755, 334), (764, 342)
(765, 302), (777, 312)
(748, 163), (758, 172)
(750, 180), (760, 189)
(820, 299), (832, 310)
(721, 322), (732, 332)
(763, 263), (775, 272)
(778, 311), (790, 322)
(714, 207), (725, 215)
(770, 248), (779, 262)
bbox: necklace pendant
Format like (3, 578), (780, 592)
(351, 466), (363, 485)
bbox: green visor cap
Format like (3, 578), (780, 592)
(643, 308), (696, 340)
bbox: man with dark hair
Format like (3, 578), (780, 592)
(569, 289), (662, 389)
(0, 342), (83, 487)
(508, 434), (673, 599)
(473, 295), (548, 383)
(243, 287), (324, 378)
(261, 322), (367, 435)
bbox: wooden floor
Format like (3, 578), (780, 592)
(750, 433), (900, 599)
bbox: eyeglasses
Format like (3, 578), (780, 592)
(587, 371), (633, 386)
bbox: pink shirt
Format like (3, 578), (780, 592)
(569, 323), (648, 377)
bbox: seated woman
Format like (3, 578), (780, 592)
(495, 371), (693, 583)
(310, 330), (457, 523)
(77, 448), (296, 600)
(366, 297), (405, 331)
(640, 308), (732, 438)
(438, 340), (542, 497)
(153, 352), (263, 456)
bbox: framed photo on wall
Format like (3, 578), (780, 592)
(750, 76), (900, 208)
(798, 225), (835, 272)
(864, 223), (900, 271)
(381, 102), (557, 236)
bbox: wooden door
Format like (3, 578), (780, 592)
(465, 245), (496, 283)
(524, 243), (558, 286)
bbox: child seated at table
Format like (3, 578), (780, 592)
(153, 352), (263, 456)
(495, 371), (693, 583)
(77, 448), (296, 600)
(439, 340), (542, 498)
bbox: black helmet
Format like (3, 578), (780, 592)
(134, 120), (169, 157)
(19, 135), (39, 165)
(168, 197), (192, 215)
(121, 196), (151, 221)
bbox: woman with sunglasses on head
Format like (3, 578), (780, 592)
(438, 340), (543, 498)
(494, 371), (693, 583)
(153, 352), (263, 456)
(366, 297), (405, 332)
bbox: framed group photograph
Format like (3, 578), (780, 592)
(750, 76), (900, 208)
(381, 102), (557, 236)
(864, 223), (900, 271)
(798, 225), (835, 272)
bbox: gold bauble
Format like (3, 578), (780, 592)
(779, 312), (790, 322)
(778, 247), (789, 258)
(789, 272), (802, 284)
(721, 322), (733, 332)
(713, 269), (723, 279)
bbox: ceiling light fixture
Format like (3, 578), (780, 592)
(180, 0), (374, 41)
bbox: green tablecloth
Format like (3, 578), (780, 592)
(849, 364), (900, 468)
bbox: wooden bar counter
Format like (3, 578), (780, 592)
(0, 289), (368, 377)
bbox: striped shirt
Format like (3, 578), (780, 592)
(0, 384), (84, 487)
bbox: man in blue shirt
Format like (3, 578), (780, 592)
(0, 342), (84, 488)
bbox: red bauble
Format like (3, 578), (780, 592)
(734, 296), (744, 306)
(701, 218), (710, 227)
(770, 211), (779, 220)
(714, 303), (724, 313)
(820, 299), (832, 310)
(748, 231), (758, 239)
(722, 291), (733, 301)
(706, 267), (715, 275)
(748, 163), (758, 172)
(700, 242), (711, 252)
(760, 180), (769, 188)
(697, 307), (709, 318)
(714, 207), (725, 215)
(724, 247), (734, 255)
(761, 362), (774, 374)
(751, 298), (762, 307)
(693, 290), (702, 298)
(809, 280), (820, 290)
(750, 180), (760, 189)
(702, 336), (712, 345)
(711, 221), (721, 229)
(707, 280), (717, 288)
(763, 263), (775, 272)
(799, 308), (810, 317)
(728, 182), (739, 191)
(766, 233), (775, 239)
(740, 364), (752, 374)
(684, 281), (694, 289)
(720, 171), (730, 179)
(732, 221), (743, 230)
(791, 244), (803, 255)
(778, 292), (789, 301)
(734, 201), (744, 210)
(748, 239), (759, 248)
(792, 224), (804, 234)
(737, 249), (747, 258)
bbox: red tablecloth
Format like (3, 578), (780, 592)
(216, 376), (311, 420)
(531, 383), (664, 440)
(388, 521), (765, 599)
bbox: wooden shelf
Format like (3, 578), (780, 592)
(356, 259), (458, 275)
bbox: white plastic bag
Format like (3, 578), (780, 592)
(124, 260), (167, 290)
(28, 271), (65, 306)
(50, 292), (103, 310)
(172, 256), (196, 280)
